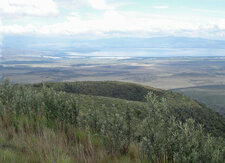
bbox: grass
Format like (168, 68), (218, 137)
(0, 112), (145, 163)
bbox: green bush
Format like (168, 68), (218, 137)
(141, 92), (225, 162)
(0, 80), (224, 162)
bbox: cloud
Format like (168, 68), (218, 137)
(216, 19), (225, 29)
(0, 0), (59, 17)
(1, 7), (225, 40)
(58, 0), (124, 10)
(153, 6), (169, 9)
(193, 8), (225, 15)
(87, 0), (115, 10)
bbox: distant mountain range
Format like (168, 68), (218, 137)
(2, 34), (225, 56)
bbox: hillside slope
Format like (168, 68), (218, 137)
(172, 85), (225, 116)
(33, 81), (225, 138)
(0, 80), (225, 162)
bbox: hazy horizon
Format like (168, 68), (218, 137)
(1, 0), (225, 59)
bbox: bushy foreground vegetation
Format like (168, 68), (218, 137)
(0, 80), (225, 162)
(33, 81), (225, 138)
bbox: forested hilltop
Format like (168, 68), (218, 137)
(0, 80), (224, 162)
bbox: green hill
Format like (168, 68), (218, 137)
(172, 85), (225, 116)
(0, 80), (224, 162)
(32, 81), (159, 101)
(33, 81), (225, 138)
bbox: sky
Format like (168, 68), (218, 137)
(0, 0), (225, 39)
